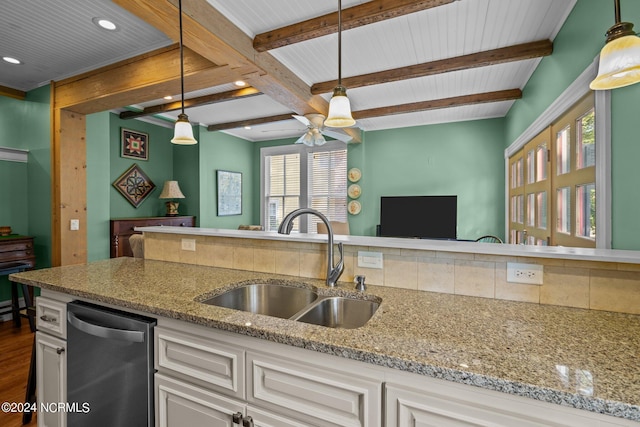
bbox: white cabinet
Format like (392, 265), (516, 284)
(35, 293), (70, 427)
(35, 332), (66, 427)
(384, 372), (640, 427)
(154, 320), (383, 427)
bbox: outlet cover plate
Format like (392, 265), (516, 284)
(507, 262), (543, 285)
(181, 238), (196, 251)
(357, 251), (383, 269)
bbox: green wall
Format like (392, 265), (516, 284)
(0, 86), (51, 302)
(505, 0), (640, 250)
(199, 130), (256, 228)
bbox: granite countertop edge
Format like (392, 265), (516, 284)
(10, 259), (640, 422)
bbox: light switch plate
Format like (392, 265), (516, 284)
(70, 219), (79, 231)
(357, 251), (383, 269)
(181, 238), (196, 251)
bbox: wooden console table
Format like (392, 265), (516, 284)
(0, 235), (36, 329)
(110, 216), (195, 258)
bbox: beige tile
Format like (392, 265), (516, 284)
(494, 262), (539, 303)
(353, 264), (384, 286)
(474, 254), (510, 263)
(274, 249), (300, 277)
(417, 258), (454, 294)
(253, 247), (276, 273)
(590, 269), (640, 314)
(454, 260), (495, 298)
(384, 255), (418, 290)
(196, 239), (216, 267)
(437, 251), (474, 260)
(300, 250), (324, 280)
(540, 266), (589, 309)
(143, 236), (163, 261)
(232, 246), (254, 271)
(616, 262), (640, 272)
(210, 244), (234, 268)
(564, 259), (618, 271)
(341, 253), (355, 284)
(400, 248), (436, 258)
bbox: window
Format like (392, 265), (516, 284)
(261, 141), (347, 233)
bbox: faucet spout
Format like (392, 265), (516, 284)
(278, 208), (344, 287)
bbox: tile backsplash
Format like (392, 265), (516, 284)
(144, 232), (640, 315)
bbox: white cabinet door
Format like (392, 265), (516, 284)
(156, 374), (245, 427)
(36, 332), (66, 427)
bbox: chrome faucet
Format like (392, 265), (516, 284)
(278, 208), (344, 287)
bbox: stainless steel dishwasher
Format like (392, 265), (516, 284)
(67, 300), (156, 427)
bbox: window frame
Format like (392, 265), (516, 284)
(505, 58), (611, 248)
(260, 140), (348, 233)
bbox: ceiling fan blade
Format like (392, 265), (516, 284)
(322, 129), (352, 143)
(292, 115), (311, 127)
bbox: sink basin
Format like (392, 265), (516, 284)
(294, 297), (380, 329)
(201, 284), (318, 319)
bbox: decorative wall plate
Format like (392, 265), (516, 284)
(348, 200), (361, 215)
(348, 184), (361, 199)
(113, 164), (156, 208)
(348, 168), (361, 182)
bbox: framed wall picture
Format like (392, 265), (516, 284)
(113, 164), (156, 208)
(121, 128), (149, 161)
(217, 170), (242, 216)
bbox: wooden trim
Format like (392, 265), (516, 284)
(0, 85), (26, 100)
(312, 40), (553, 94)
(253, 0), (455, 52)
(207, 114), (295, 132)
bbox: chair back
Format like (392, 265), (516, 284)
(475, 235), (503, 243)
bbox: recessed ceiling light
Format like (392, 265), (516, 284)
(164, 95), (173, 100)
(92, 17), (118, 31)
(2, 56), (22, 65)
(244, 126), (251, 130)
(234, 80), (247, 87)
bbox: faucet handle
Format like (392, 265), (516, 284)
(355, 275), (366, 291)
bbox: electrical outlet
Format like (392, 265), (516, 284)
(507, 262), (543, 285)
(181, 238), (196, 251)
(70, 219), (79, 231)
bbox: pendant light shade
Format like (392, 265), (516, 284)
(172, 0), (197, 144)
(324, 0), (355, 128)
(590, 0), (640, 90)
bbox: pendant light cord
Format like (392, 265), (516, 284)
(614, 0), (621, 24)
(179, 0), (185, 115)
(337, 0), (342, 87)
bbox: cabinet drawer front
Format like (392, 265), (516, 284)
(156, 374), (244, 427)
(0, 240), (33, 253)
(156, 327), (244, 399)
(36, 297), (67, 339)
(247, 352), (381, 427)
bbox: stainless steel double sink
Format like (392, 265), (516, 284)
(199, 283), (380, 329)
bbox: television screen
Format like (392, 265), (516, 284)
(379, 195), (457, 240)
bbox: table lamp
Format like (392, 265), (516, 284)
(159, 181), (185, 216)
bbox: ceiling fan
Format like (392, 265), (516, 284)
(293, 114), (352, 146)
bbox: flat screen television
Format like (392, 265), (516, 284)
(379, 195), (457, 240)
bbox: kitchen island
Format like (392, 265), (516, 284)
(11, 256), (640, 425)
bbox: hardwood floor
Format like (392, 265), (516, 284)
(0, 320), (37, 427)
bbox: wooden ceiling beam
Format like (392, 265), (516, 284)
(207, 114), (295, 132)
(206, 89), (521, 131)
(119, 87), (262, 119)
(312, 40), (553, 94)
(253, 0), (456, 52)
(353, 89), (522, 120)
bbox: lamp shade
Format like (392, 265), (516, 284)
(171, 113), (197, 145)
(324, 86), (355, 128)
(159, 181), (185, 199)
(591, 33), (640, 90)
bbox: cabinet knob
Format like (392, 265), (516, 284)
(242, 416), (254, 427)
(56, 347), (65, 355)
(232, 412), (243, 424)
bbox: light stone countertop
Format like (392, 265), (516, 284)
(11, 258), (640, 422)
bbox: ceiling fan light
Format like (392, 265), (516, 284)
(590, 33), (640, 90)
(295, 131), (314, 146)
(312, 128), (326, 146)
(325, 86), (355, 128)
(171, 113), (197, 145)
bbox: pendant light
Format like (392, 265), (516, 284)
(171, 0), (197, 144)
(590, 0), (640, 90)
(324, 0), (356, 128)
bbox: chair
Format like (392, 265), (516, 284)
(129, 233), (145, 258)
(475, 235), (503, 243)
(317, 221), (350, 235)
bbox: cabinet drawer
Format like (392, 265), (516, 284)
(0, 240), (33, 254)
(247, 352), (381, 427)
(36, 297), (67, 339)
(156, 326), (244, 399)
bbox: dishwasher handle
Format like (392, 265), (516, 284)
(68, 311), (145, 343)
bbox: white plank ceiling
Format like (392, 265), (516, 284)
(0, 0), (577, 141)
